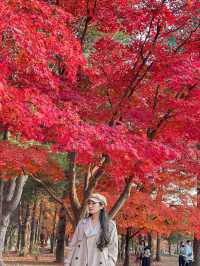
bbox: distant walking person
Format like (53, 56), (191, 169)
(137, 240), (145, 265)
(142, 246), (151, 266)
(184, 240), (193, 266)
(179, 241), (186, 266)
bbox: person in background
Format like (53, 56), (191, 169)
(184, 240), (193, 266)
(142, 245), (151, 266)
(179, 241), (186, 266)
(136, 240), (145, 265)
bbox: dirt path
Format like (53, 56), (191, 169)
(3, 254), (178, 266)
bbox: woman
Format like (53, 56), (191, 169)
(64, 193), (118, 266)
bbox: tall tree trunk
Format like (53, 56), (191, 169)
(193, 181), (200, 266)
(55, 153), (73, 263)
(36, 202), (44, 245)
(0, 176), (28, 265)
(155, 233), (161, 261)
(50, 207), (57, 254)
(0, 216), (10, 266)
(3, 225), (10, 253)
(17, 204), (22, 251)
(29, 199), (37, 254)
(168, 240), (172, 255)
(56, 206), (67, 263)
(119, 234), (126, 261)
(148, 232), (154, 261)
(193, 239), (200, 266)
(7, 225), (16, 252)
(123, 228), (131, 266)
(19, 203), (30, 256)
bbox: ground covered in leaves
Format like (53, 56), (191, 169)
(3, 254), (178, 265)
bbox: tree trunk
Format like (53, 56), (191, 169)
(17, 205), (22, 251)
(19, 203), (30, 256)
(55, 153), (72, 263)
(168, 240), (172, 255)
(8, 227), (15, 252)
(119, 234), (126, 261)
(148, 232), (154, 261)
(50, 207), (57, 254)
(193, 238), (200, 266)
(123, 228), (131, 266)
(29, 199), (37, 254)
(0, 176), (28, 264)
(193, 181), (200, 266)
(4, 223), (16, 253)
(36, 202), (44, 244)
(0, 216), (10, 266)
(3, 225), (10, 253)
(155, 233), (161, 261)
(56, 206), (67, 263)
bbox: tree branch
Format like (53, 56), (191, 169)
(5, 178), (17, 202)
(30, 174), (74, 224)
(174, 22), (200, 53)
(79, 155), (109, 219)
(6, 175), (28, 215)
(67, 152), (81, 222)
(0, 179), (4, 218)
(129, 228), (144, 240)
(147, 109), (173, 140)
(109, 18), (161, 125)
(153, 85), (160, 113)
(109, 176), (133, 219)
(80, 0), (92, 46)
(84, 164), (92, 192)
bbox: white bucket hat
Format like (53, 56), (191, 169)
(88, 193), (107, 206)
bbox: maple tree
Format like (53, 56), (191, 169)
(0, 0), (200, 264)
(110, 168), (199, 265)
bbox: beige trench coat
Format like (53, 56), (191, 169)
(64, 218), (118, 266)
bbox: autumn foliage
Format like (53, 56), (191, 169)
(0, 0), (200, 240)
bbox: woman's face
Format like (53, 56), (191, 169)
(87, 200), (103, 215)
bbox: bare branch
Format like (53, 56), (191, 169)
(68, 152), (81, 221)
(109, 177), (133, 219)
(84, 164), (92, 192)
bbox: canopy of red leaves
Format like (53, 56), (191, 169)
(0, 0), (200, 184)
